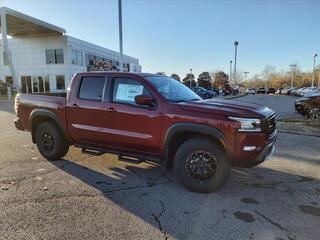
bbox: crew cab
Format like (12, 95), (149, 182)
(14, 72), (277, 192)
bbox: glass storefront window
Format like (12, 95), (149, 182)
(71, 50), (83, 65)
(32, 77), (39, 93)
(56, 75), (65, 90)
(46, 49), (64, 64)
(55, 49), (64, 64)
(21, 76), (32, 93)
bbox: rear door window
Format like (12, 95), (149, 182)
(79, 76), (106, 101)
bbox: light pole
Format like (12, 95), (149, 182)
(189, 68), (193, 88)
(233, 41), (238, 87)
(118, 0), (124, 72)
(229, 60), (232, 83)
(312, 54), (318, 87)
(244, 71), (249, 81)
(289, 64), (297, 88)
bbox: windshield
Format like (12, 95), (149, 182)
(145, 76), (202, 102)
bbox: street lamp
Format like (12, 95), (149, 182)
(118, 0), (124, 72)
(189, 68), (193, 88)
(244, 71), (249, 81)
(229, 60), (232, 82)
(289, 64), (297, 88)
(233, 41), (239, 87)
(312, 53), (318, 87)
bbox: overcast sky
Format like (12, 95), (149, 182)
(0, 0), (319, 78)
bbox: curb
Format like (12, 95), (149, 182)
(278, 130), (320, 138)
(223, 94), (247, 100)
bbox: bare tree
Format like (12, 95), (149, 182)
(261, 65), (275, 88)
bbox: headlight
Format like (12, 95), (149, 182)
(228, 117), (261, 132)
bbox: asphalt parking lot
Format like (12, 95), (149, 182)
(0, 95), (319, 240)
(237, 94), (302, 120)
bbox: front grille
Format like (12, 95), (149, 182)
(266, 114), (276, 139)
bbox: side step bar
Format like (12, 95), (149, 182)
(118, 155), (145, 164)
(81, 148), (105, 156)
(76, 144), (160, 164)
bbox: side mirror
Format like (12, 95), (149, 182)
(135, 94), (154, 106)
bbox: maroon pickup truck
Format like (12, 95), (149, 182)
(14, 72), (277, 192)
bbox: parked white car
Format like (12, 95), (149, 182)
(301, 87), (319, 97)
(306, 87), (320, 96)
(296, 87), (307, 96)
(281, 87), (295, 95)
(246, 88), (256, 94)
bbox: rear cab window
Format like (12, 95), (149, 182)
(78, 76), (106, 101)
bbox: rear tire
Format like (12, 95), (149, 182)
(307, 107), (320, 120)
(174, 138), (231, 193)
(36, 122), (69, 161)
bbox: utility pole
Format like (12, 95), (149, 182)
(233, 41), (238, 87)
(118, 0), (124, 71)
(312, 54), (317, 87)
(229, 60), (232, 83)
(290, 64), (297, 88)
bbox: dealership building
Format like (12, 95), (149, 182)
(0, 7), (142, 93)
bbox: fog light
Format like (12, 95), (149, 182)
(243, 146), (257, 151)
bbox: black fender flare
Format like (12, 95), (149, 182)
(29, 108), (66, 143)
(163, 122), (228, 162)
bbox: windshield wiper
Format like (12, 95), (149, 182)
(172, 100), (187, 103)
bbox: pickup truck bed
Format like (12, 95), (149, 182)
(15, 93), (67, 133)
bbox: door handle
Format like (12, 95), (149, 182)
(72, 104), (79, 109)
(106, 107), (116, 113)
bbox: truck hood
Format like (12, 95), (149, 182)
(178, 98), (274, 118)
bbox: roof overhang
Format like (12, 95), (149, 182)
(0, 7), (66, 37)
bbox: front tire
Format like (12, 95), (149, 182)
(174, 138), (231, 193)
(36, 122), (69, 160)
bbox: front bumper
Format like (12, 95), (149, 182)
(14, 118), (24, 131)
(231, 130), (277, 168)
(295, 102), (306, 114)
(252, 139), (276, 165)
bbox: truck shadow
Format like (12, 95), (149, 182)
(49, 157), (319, 239)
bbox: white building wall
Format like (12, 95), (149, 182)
(0, 35), (70, 92)
(0, 35), (142, 93)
